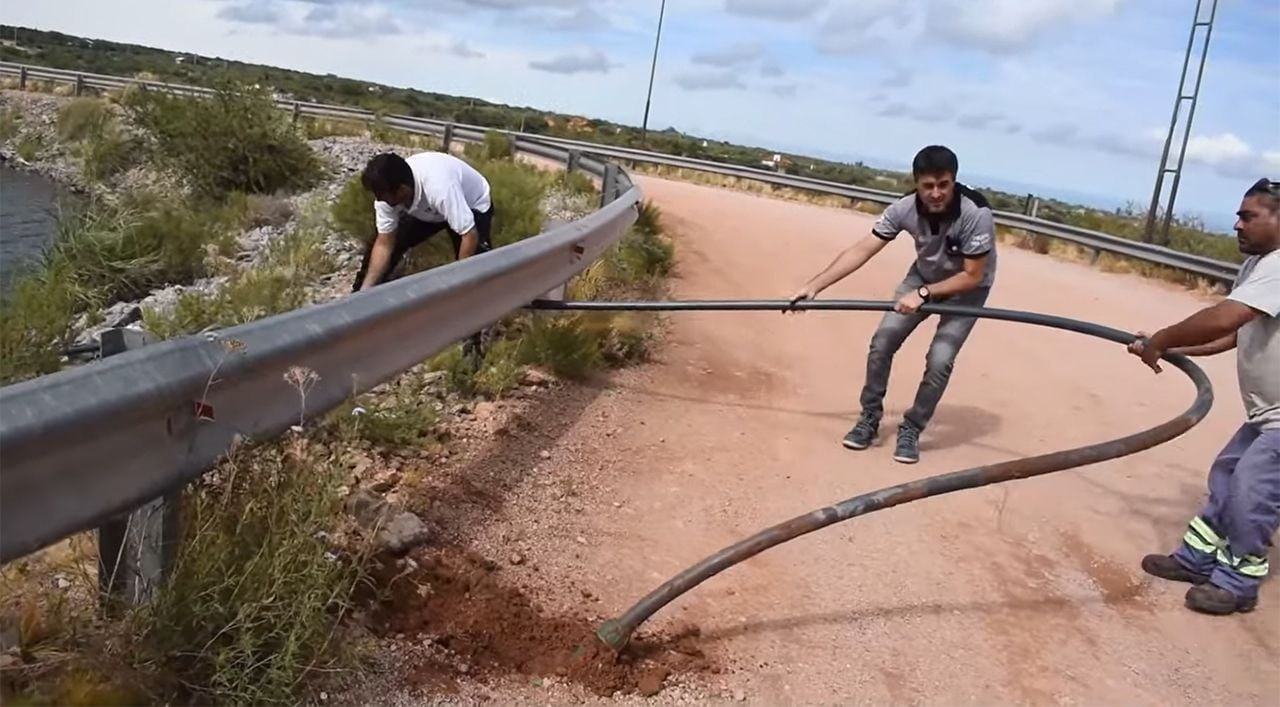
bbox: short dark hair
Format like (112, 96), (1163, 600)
(1244, 177), (1280, 213)
(912, 145), (958, 179)
(362, 152), (414, 197)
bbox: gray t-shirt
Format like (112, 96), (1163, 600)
(1229, 249), (1280, 430)
(871, 184), (997, 288)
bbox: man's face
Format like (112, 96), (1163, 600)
(377, 184), (414, 208)
(1234, 194), (1280, 256)
(916, 172), (955, 214)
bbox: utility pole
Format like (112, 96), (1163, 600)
(640, 0), (667, 146)
(1142, 0), (1217, 244)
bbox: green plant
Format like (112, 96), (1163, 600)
(516, 314), (604, 379)
(0, 107), (20, 141)
(475, 337), (523, 398)
(135, 428), (372, 706)
(124, 81), (323, 198)
(142, 217), (334, 338)
(481, 130), (513, 160)
(16, 132), (43, 160)
(56, 98), (112, 142)
(475, 158), (547, 247)
(330, 175), (375, 244)
(557, 169), (597, 198)
(80, 124), (136, 182)
(0, 259), (78, 384)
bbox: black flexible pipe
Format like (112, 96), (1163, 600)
(526, 299), (1214, 650)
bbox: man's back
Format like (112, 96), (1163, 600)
(1230, 250), (1280, 429)
(405, 151), (491, 213)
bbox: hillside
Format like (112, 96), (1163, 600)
(0, 24), (1240, 264)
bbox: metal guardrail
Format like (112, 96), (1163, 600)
(1, 61), (1241, 283)
(0, 65), (641, 563)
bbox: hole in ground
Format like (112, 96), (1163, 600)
(358, 546), (721, 698)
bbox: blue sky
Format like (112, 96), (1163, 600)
(6, 0), (1278, 232)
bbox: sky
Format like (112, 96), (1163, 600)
(5, 0), (1279, 232)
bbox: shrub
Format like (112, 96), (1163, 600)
(56, 98), (112, 142)
(516, 314), (604, 379)
(0, 107), (20, 141)
(330, 175), (375, 244)
(143, 216), (334, 338)
(80, 124), (137, 183)
(0, 260), (78, 384)
(16, 133), (42, 160)
(124, 81), (323, 198)
(135, 429), (372, 705)
(237, 193), (296, 229)
(476, 158), (547, 247)
(481, 130), (513, 160)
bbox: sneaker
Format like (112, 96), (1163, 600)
(893, 423), (920, 464)
(1185, 583), (1257, 615)
(842, 414), (879, 450)
(1140, 554), (1209, 585)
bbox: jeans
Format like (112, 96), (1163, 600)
(1172, 424), (1280, 599)
(859, 264), (990, 431)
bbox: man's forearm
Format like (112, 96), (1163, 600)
(807, 236), (884, 292)
(1171, 332), (1237, 357)
(457, 229), (478, 259)
(1150, 305), (1248, 351)
(360, 235), (395, 290)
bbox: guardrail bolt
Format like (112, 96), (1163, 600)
(96, 327), (180, 615)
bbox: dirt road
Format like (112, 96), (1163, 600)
(370, 174), (1278, 706)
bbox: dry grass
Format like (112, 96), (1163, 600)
(631, 162), (857, 210)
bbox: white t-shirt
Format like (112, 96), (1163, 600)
(1228, 249), (1280, 429)
(373, 152), (492, 236)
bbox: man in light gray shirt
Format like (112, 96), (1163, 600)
(789, 145), (996, 464)
(1130, 177), (1280, 616)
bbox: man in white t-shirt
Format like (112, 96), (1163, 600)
(353, 151), (494, 292)
(1129, 177), (1280, 616)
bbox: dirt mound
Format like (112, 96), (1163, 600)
(361, 547), (717, 697)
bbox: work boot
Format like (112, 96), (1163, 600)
(1140, 554), (1209, 585)
(842, 413), (879, 450)
(893, 423), (921, 464)
(1185, 583), (1257, 615)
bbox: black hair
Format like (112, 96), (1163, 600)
(1244, 177), (1280, 213)
(912, 145), (958, 179)
(362, 152), (414, 197)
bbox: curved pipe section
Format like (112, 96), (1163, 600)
(526, 299), (1214, 650)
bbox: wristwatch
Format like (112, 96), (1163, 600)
(917, 285), (931, 302)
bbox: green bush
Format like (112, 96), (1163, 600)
(482, 130), (513, 160)
(0, 107), (20, 141)
(124, 82), (323, 198)
(476, 157), (547, 247)
(136, 431), (370, 706)
(16, 133), (42, 161)
(143, 217), (334, 338)
(52, 196), (236, 309)
(330, 175), (375, 244)
(56, 98), (112, 142)
(80, 124), (137, 182)
(0, 260), (78, 384)
(516, 314), (604, 379)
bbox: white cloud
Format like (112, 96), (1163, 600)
(1263, 151), (1280, 172)
(927, 0), (1124, 54)
(673, 70), (747, 91)
(691, 42), (764, 68)
(725, 0), (825, 21)
(437, 39), (484, 59)
(528, 48), (616, 74)
(1184, 132), (1253, 166)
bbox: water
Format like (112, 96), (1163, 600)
(0, 164), (65, 295)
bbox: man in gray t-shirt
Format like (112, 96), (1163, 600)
(1130, 177), (1280, 617)
(788, 145), (996, 464)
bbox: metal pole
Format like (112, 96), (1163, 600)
(1160, 0), (1217, 244)
(640, 0), (667, 146)
(1142, 0), (1205, 243)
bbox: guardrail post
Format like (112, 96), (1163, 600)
(291, 101), (300, 124)
(1030, 197), (1041, 219)
(601, 163), (620, 208)
(74, 74), (84, 97)
(566, 150), (581, 173)
(18, 66), (27, 90)
(96, 327), (180, 614)
(442, 124), (455, 153)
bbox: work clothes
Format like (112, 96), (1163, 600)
(373, 151), (492, 237)
(871, 183), (998, 288)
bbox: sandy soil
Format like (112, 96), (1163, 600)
(347, 174), (1278, 706)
